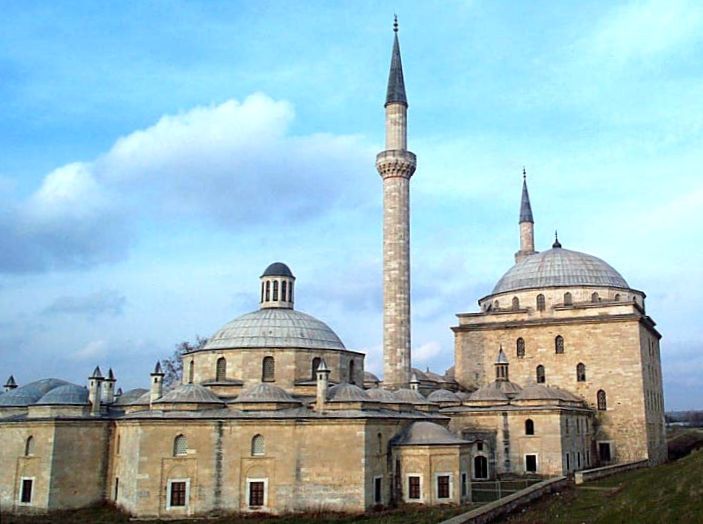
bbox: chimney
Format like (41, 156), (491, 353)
(150, 362), (165, 408)
(103, 368), (116, 404)
(88, 366), (104, 416)
(315, 359), (331, 412)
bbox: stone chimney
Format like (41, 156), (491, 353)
(103, 368), (116, 404)
(315, 359), (331, 412)
(150, 362), (164, 407)
(410, 373), (420, 392)
(88, 366), (104, 416)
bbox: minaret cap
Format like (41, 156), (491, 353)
(552, 230), (562, 249)
(90, 366), (103, 379)
(385, 16), (408, 107)
(152, 361), (164, 375)
(4, 375), (17, 388)
(106, 368), (116, 381)
(520, 168), (534, 224)
(316, 359), (330, 374)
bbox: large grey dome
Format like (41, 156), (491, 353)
(492, 247), (629, 295)
(0, 378), (71, 407)
(36, 384), (88, 405)
(203, 308), (345, 351)
(261, 262), (294, 278)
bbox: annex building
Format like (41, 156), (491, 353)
(0, 23), (666, 518)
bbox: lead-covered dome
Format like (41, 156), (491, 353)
(492, 246), (629, 295)
(203, 308), (345, 351)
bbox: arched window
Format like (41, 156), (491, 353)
(512, 296), (520, 310)
(260, 282), (265, 303)
(555, 335), (564, 354)
(273, 280), (279, 301)
(377, 432), (383, 454)
(262, 356), (275, 382)
(188, 360), (194, 384)
(251, 434), (264, 456)
(525, 419), (535, 435)
(614, 293), (621, 301)
(493, 300), (500, 310)
(349, 360), (355, 384)
(536, 365), (545, 384)
(591, 292), (600, 303)
(289, 283), (294, 303)
(216, 357), (226, 382)
(577, 363), (586, 382)
(564, 292), (572, 305)
(173, 434), (187, 456)
(25, 436), (34, 456)
(282, 281), (287, 302)
(474, 456), (488, 479)
(311, 357), (321, 379)
(597, 390), (607, 411)
(516, 337), (525, 358)
(536, 294), (546, 311)
(265, 281), (270, 301)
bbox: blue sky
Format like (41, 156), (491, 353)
(0, 0), (701, 410)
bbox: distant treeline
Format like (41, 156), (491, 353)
(665, 411), (703, 426)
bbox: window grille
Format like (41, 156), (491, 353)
(262, 357), (275, 382)
(173, 435), (187, 456)
(251, 434), (265, 456)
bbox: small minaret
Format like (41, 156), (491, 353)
(515, 169), (537, 263)
(260, 262), (295, 309)
(315, 359), (331, 412)
(377, 17), (416, 390)
(409, 373), (420, 392)
(150, 362), (164, 407)
(495, 346), (509, 382)
(103, 368), (116, 404)
(88, 366), (104, 416)
(4, 375), (17, 392)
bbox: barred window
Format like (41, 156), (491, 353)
(555, 335), (564, 354)
(536, 365), (545, 384)
(525, 419), (535, 435)
(577, 363), (586, 382)
(512, 296), (520, 310)
(408, 476), (421, 499)
(273, 280), (279, 301)
(173, 435), (187, 456)
(262, 356), (275, 382)
(282, 280), (288, 302)
(169, 481), (187, 507)
(597, 390), (607, 411)
(252, 434), (265, 456)
(437, 475), (450, 499)
(536, 294), (546, 311)
(563, 292), (572, 305)
(265, 281), (270, 301)
(216, 357), (226, 382)
(516, 337), (525, 358)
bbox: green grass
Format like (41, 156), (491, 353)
(505, 448), (703, 524)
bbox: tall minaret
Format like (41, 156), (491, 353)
(376, 17), (416, 390)
(515, 168), (537, 263)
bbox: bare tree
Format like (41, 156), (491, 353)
(161, 336), (207, 388)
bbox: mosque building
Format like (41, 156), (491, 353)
(0, 22), (666, 517)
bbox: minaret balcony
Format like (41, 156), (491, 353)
(376, 150), (417, 179)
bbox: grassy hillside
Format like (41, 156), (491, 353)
(506, 447), (703, 524)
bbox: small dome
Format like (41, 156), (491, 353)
(113, 388), (149, 406)
(233, 383), (298, 403)
(327, 383), (370, 402)
(469, 383), (510, 402)
(364, 371), (380, 383)
(392, 421), (468, 446)
(261, 262), (294, 278)
(202, 308), (345, 351)
(0, 378), (71, 407)
(394, 388), (429, 404)
(455, 391), (472, 401)
(155, 384), (224, 405)
(427, 389), (461, 402)
(514, 384), (582, 402)
(492, 247), (629, 295)
(366, 388), (397, 402)
(36, 384), (88, 405)
(410, 368), (429, 381)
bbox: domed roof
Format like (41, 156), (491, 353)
(36, 384), (88, 405)
(427, 389), (461, 402)
(155, 384), (224, 405)
(514, 384), (583, 402)
(202, 308), (345, 351)
(113, 388), (149, 406)
(261, 262), (294, 278)
(366, 388), (397, 402)
(469, 382), (513, 402)
(492, 247), (629, 295)
(392, 421), (468, 446)
(327, 383), (371, 402)
(232, 383), (298, 403)
(394, 388), (430, 404)
(0, 378), (71, 407)
(364, 371), (380, 383)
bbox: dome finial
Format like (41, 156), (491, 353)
(393, 14), (398, 33)
(523, 166), (526, 180)
(553, 230), (562, 248)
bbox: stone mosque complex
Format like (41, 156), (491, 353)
(0, 23), (666, 517)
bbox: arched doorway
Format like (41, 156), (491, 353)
(474, 455), (488, 479)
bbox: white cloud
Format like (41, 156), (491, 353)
(71, 339), (109, 361)
(413, 340), (443, 362)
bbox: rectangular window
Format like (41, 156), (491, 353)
(249, 481), (265, 507)
(566, 453), (570, 471)
(114, 477), (119, 500)
(599, 442), (612, 463)
(461, 472), (468, 497)
(586, 450), (591, 465)
(525, 454), (538, 473)
(437, 475), (450, 499)
(374, 477), (382, 504)
(476, 441), (483, 451)
(408, 476), (421, 500)
(20, 478), (33, 504)
(170, 481), (187, 507)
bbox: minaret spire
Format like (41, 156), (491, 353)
(377, 18), (416, 390)
(515, 168), (537, 263)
